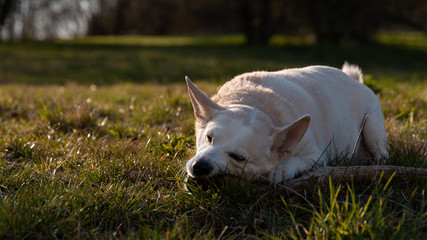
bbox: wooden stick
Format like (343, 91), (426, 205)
(284, 165), (427, 191)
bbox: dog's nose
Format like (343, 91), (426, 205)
(192, 159), (212, 177)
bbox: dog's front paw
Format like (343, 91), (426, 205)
(267, 166), (297, 183)
(267, 157), (312, 183)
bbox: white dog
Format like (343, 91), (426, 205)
(185, 63), (388, 183)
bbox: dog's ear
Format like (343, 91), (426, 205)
(270, 115), (311, 160)
(186, 76), (224, 124)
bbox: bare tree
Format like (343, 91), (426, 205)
(0, 0), (100, 41)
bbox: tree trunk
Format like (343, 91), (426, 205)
(0, 0), (16, 26)
(238, 0), (275, 45)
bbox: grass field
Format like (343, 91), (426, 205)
(0, 32), (426, 239)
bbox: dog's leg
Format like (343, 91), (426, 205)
(268, 155), (318, 183)
(362, 113), (388, 161)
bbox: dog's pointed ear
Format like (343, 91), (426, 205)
(270, 115), (311, 160)
(186, 76), (224, 124)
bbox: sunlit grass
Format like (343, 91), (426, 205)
(0, 34), (426, 238)
(375, 31), (427, 51)
(71, 35), (246, 46)
(0, 77), (425, 238)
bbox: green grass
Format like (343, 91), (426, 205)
(0, 33), (426, 239)
(0, 32), (426, 85)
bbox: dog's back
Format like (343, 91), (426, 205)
(213, 65), (387, 161)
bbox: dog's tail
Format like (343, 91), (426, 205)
(342, 61), (363, 83)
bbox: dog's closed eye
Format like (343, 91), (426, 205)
(228, 153), (246, 162)
(206, 133), (213, 143)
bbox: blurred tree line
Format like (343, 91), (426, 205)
(0, 0), (98, 40)
(1, 0), (426, 44)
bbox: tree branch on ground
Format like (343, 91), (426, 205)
(275, 165), (427, 194)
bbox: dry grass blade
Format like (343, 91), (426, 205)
(338, 114), (370, 183)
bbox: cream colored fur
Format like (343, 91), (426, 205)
(185, 64), (388, 183)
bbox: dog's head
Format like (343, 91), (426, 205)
(185, 77), (310, 180)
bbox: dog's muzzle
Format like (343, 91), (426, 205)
(191, 158), (213, 177)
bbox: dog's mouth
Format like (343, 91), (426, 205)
(183, 175), (226, 192)
(183, 174), (271, 195)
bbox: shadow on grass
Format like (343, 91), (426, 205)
(0, 37), (426, 85)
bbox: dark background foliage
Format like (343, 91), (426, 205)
(1, 0), (426, 44)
